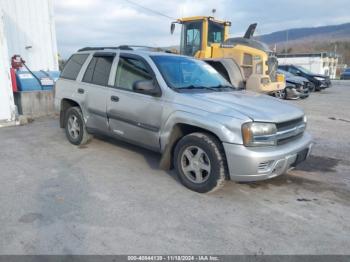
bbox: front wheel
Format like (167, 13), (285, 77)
(174, 133), (227, 193)
(275, 89), (286, 99)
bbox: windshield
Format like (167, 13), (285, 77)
(296, 66), (313, 74)
(151, 55), (234, 91)
(277, 69), (294, 77)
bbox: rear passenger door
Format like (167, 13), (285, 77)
(107, 54), (163, 151)
(80, 52), (115, 133)
(57, 53), (89, 111)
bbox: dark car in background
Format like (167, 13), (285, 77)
(340, 68), (350, 80)
(277, 69), (310, 99)
(279, 65), (331, 91)
(278, 68), (315, 92)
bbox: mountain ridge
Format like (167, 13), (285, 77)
(257, 23), (350, 44)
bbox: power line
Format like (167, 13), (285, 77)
(123, 0), (175, 20)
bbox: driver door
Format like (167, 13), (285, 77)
(107, 54), (163, 151)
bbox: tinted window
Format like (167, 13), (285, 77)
(152, 55), (233, 90)
(83, 56), (114, 86)
(82, 57), (97, 83)
(208, 21), (224, 45)
(61, 54), (89, 80)
(289, 67), (302, 75)
(181, 21), (202, 56)
(115, 56), (153, 91)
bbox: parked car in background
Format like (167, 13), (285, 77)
(276, 69), (310, 100)
(54, 46), (312, 193)
(340, 68), (350, 80)
(278, 69), (315, 92)
(279, 65), (331, 91)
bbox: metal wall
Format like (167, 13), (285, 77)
(0, 10), (15, 122)
(0, 0), (58, 71)
(278, 56), (338, 79)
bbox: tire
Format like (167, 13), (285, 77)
(274, 90), (286, 100)
(281, 89), (287, 99)
(64, 106), (91, 145)
(314, 84), (322, 91)
(174, 132), (227, 193)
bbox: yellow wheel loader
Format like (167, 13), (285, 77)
(170, 16), (285, 94)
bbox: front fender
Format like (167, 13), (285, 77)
(160, 110), (244, 152)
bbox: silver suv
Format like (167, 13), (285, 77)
(55, 46), (312, 193)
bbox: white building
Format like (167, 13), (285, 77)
(277, 53), (339, 79)
(0, 0), (58, 123)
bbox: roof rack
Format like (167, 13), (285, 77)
(77, 45), (162, 52)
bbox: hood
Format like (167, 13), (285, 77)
(179, 90), (304, 123)
(293, 75), (309, 83)
(311, 73), (329, 79)
(286, 77), (304, 85)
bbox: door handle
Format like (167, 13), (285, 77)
(111, 96), (119, 102)
(77, 88), (85, 94)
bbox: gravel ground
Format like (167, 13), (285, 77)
(0, 81), (349, 255)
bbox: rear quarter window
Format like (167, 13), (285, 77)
(83, 56), (114, 86)
(61, 54), (89, 80)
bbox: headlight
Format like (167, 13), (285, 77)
(287, 82), (297, 88)
(303, 115), (307, 129)
(315, 77), (325, 81)
(276, 74), (285, 82)
(242, 122), (277, 146)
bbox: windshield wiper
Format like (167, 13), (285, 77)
(211, 84), (237, 91)
(177, 85), (221, 91)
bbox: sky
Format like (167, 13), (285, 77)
(54, 0), (350, 58)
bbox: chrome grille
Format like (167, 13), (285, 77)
(267, 56), (278, 82)
(276, 117), (305, 145)
(276, 117), (303, 130)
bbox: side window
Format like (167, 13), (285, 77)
(82, 57), (97, 83)
(61, 54), (88, 80)
(114, 56), (153, 91)
(181, 21), (202, 56)
(289, 67), (299, 75)
(208, 21), (224, 45)
(82, 56), (114, 86)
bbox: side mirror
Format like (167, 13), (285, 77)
(170, 23), (176, 34)
(295, 71), (301, 76)
(133, 80), (160, 96)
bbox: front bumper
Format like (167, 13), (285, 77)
(320, 82), (329, 88)
(261, 81), (286, 93)
(223, 132), (313, 182)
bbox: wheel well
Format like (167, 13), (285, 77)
(59, 99), (80, 128)
(159, 123), (222, 170)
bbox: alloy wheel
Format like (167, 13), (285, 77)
(180, 146), (211, 183)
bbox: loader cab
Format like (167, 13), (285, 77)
(173, 16), (230, 58)
(180, 20), (203, 57)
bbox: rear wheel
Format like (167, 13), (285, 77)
(174, 133), (227, 193)
(65, 107), (91, 145)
